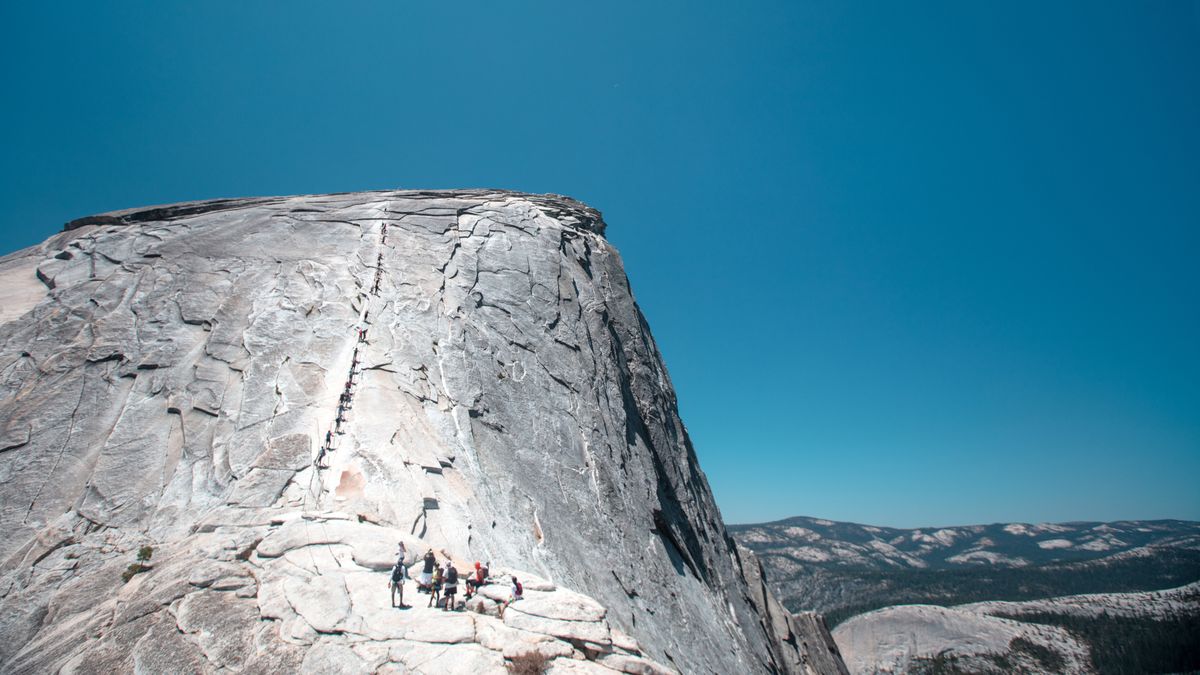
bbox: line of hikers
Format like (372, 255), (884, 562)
(314, 232), (386, 468)
(371, 252), (384, 295)
(389, 542), (523, 613)
(314, 334), (364, 468)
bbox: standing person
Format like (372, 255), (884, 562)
(418, 549), (435, 592)
(427, 566), (443, 608)
(443, 562), (459, 611)
(389, 543), (408, 608)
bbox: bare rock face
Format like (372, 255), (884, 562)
(0, 190), (845, 674)
(832, 604), (1092, 674)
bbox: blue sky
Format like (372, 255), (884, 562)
(2, 2), (1197, 527)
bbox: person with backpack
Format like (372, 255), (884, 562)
(417, 549), (435, 592)
(498, 576), (523, 618)
(443, 562), (459, 611)
(389, 543), (408, 608)
(465, 561), (487, 598)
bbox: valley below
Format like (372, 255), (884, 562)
(733, 516), (1200, 674)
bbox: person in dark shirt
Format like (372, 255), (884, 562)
(443, 562), (459, 611)
(389, 542), (408, 608)
(417, 549), (435, 592)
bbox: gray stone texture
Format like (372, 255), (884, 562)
(0, 190), (844, 674)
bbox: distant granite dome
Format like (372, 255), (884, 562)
(0, 191), (846, 674)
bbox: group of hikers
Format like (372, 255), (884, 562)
(389, 542), (523, 614)
(314, 339), (363, 468)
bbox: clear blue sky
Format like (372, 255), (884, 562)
(2, 2), (1197, 528)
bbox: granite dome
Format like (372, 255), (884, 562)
(0, 190), (845, 674)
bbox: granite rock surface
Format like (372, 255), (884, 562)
(0, 190), (846, 674)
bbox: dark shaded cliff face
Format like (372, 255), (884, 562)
(0, 190), (844, 674)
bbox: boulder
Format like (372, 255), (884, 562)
(284, 574), (352, 634)
(130, 613), (207, 675)
(390, 641), (507, 674)
(504, 606), (612, 645)
(174, 590), (258, 670)
(516, 589), (607, 623)
(403, 614), (476, 644)
(300, 642), (367, 675)
(598, 653), (677, 675)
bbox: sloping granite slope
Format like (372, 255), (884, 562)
(0, 190), (845, 674)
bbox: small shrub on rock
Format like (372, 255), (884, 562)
(122, 546), (155, 582)
(121, 563), (148, 583)
(506, 651), (551, 675)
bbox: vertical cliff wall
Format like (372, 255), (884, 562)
(0, 190), (846, 674)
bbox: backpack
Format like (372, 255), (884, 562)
(446, 567), (458, 584)
(514, 581), (523, 597)
(391, 563), (405, 582)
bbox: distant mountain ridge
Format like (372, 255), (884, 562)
(732, 516), (1200, 571)
(730, 516), (1200, 627)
